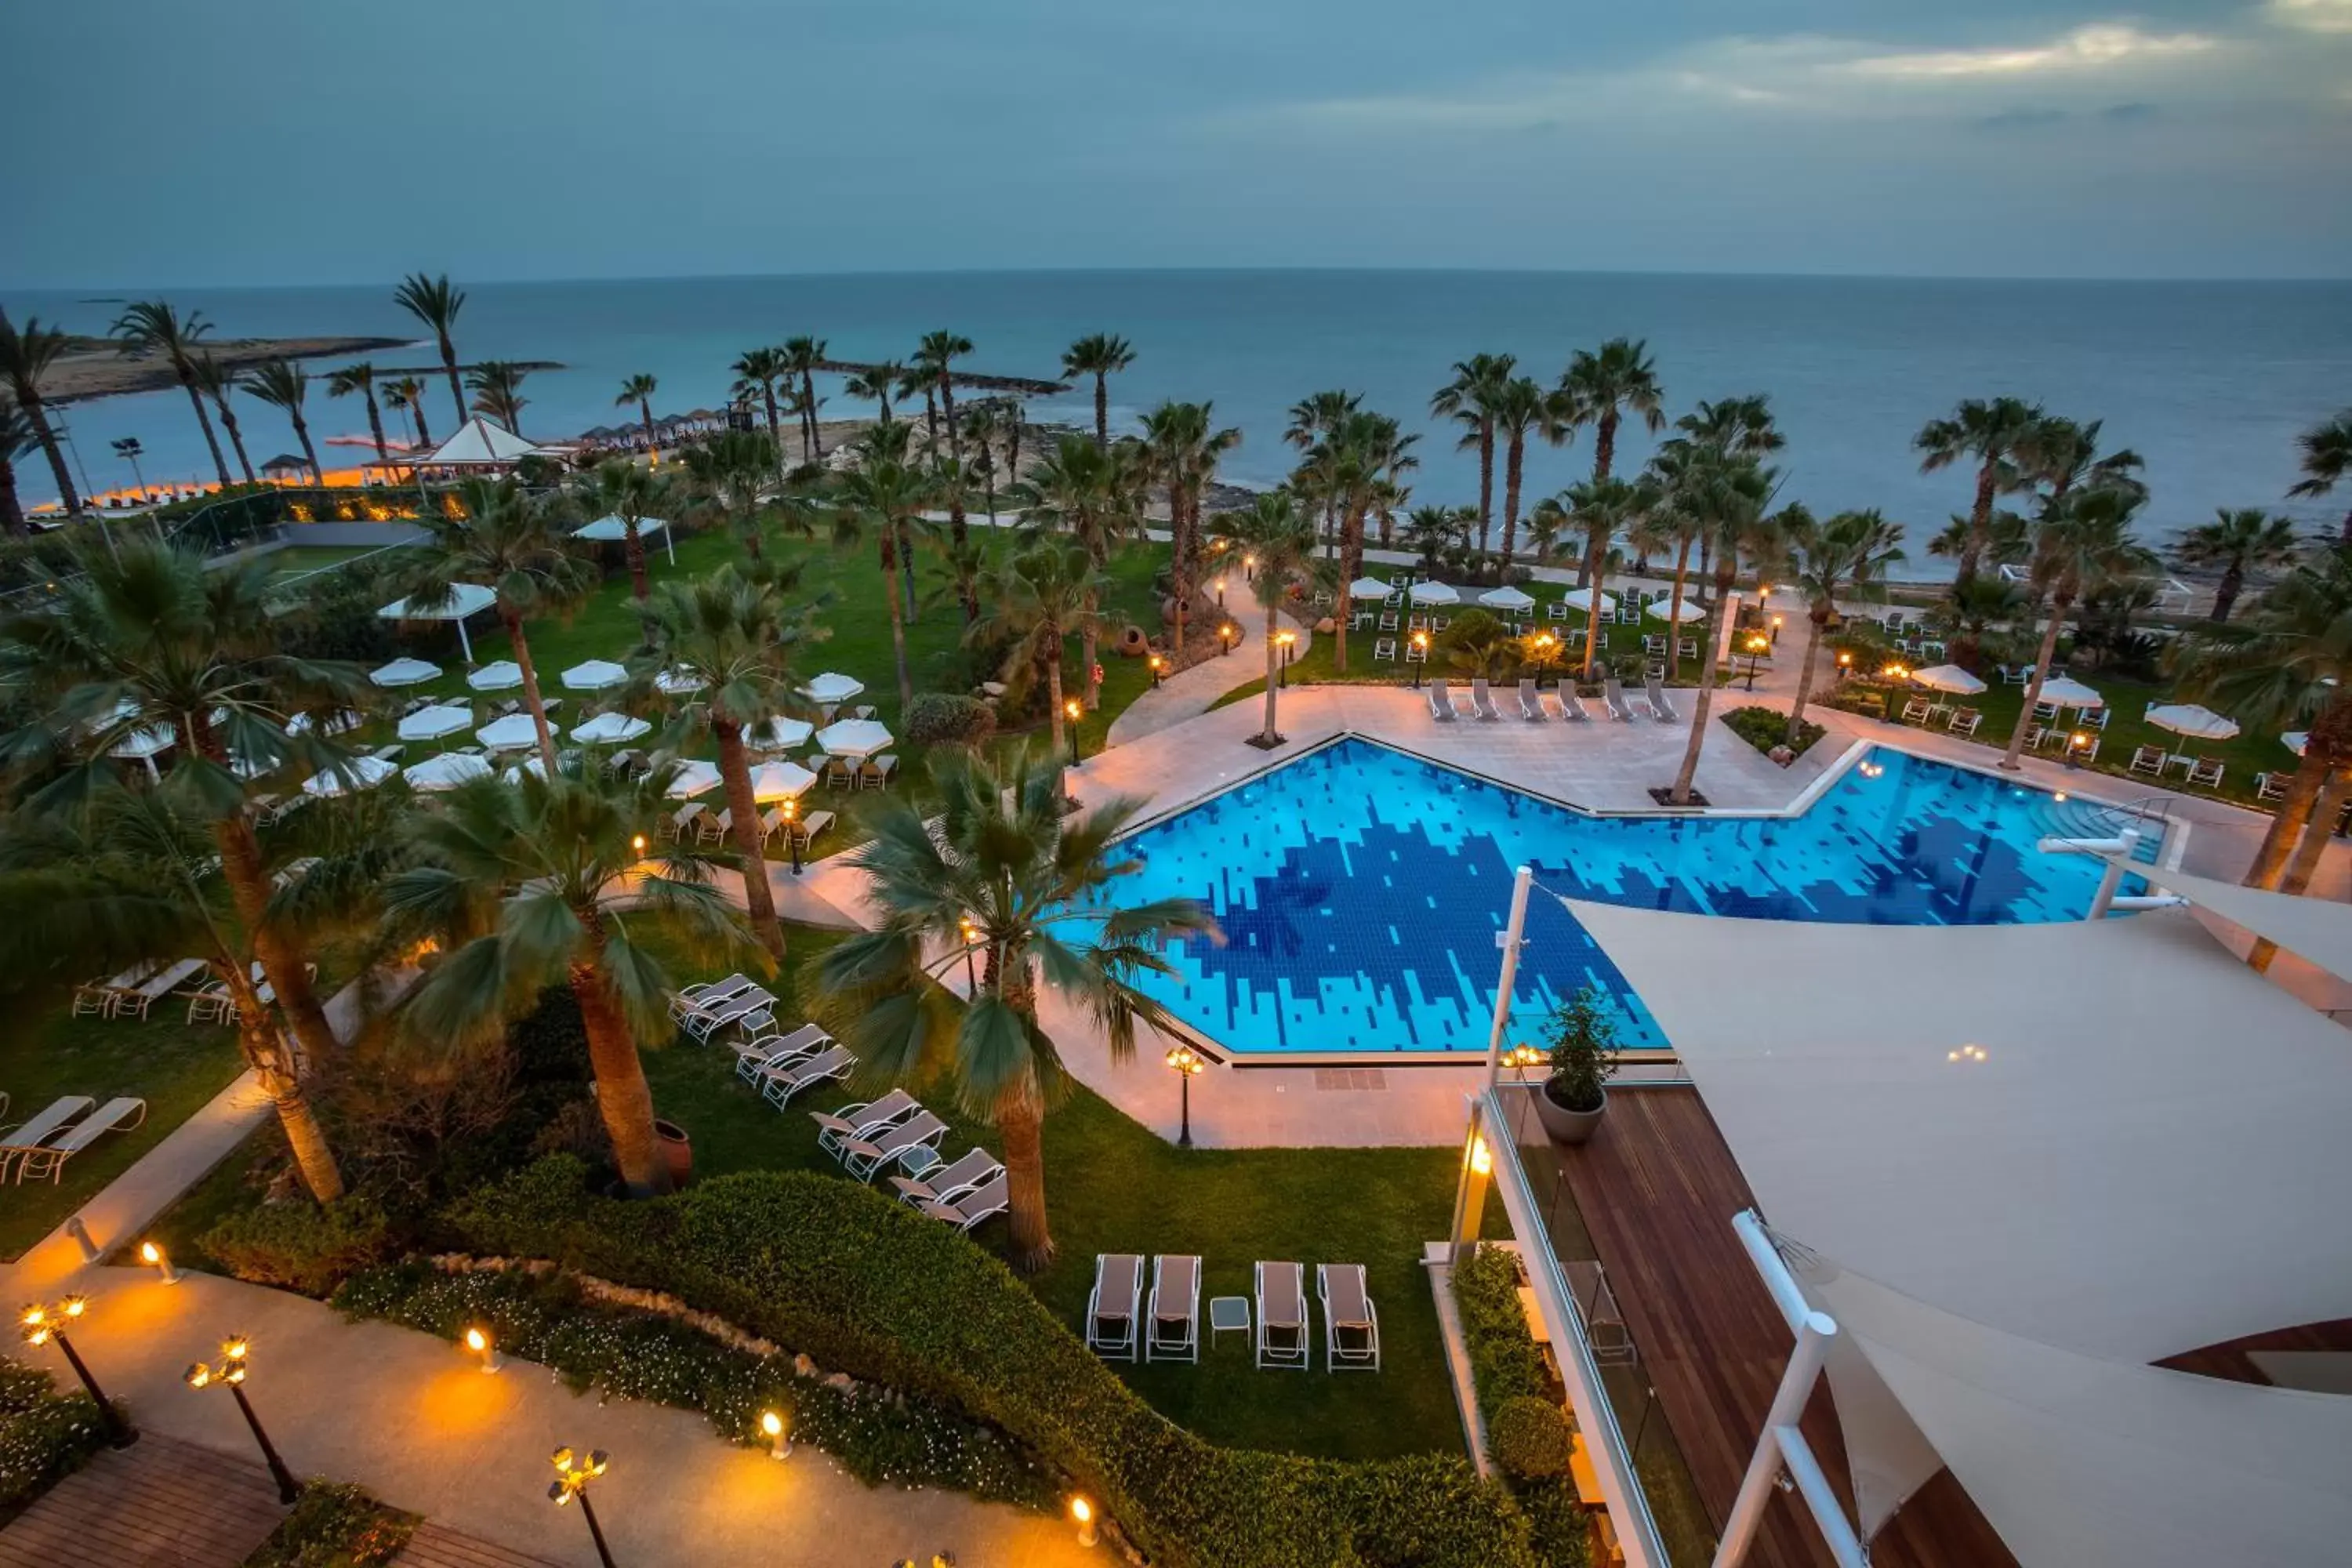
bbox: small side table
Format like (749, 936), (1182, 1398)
(894, 1145), (942, 1184)
(1208, 1296), (1250, 1348)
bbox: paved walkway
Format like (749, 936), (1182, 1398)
(0, 1432), (287, 1568)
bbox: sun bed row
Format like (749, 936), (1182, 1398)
(1086, 1254), (1379, 1372)
(1425, 676), (1679, 726)
(0, 1094), (147, 1183)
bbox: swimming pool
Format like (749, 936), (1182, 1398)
(1104, 738), (2147, 1058)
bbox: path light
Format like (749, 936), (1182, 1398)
(1071, 1494), (1098, 1548)
(1164, 1045), (1203, 1149)
(1410, 630), (1430, 690)
(957, 916), (981, 992)
(1243, 553), (1257, 579)
(23, 1296), (134, 1448)
(782, 797), (801, 877)
(1836, 650), (1853, 680)
(464, 1325), (501, 1374)
(1218, 622), (1239, 658)
(1214, 576), (1227, 612)
(760, 1408), (792, 1461)
(549, 1446), (618, 1568)
(1148, 654), (1165, 688)
(138, 1240), (181, 1285)
(186, 1334), (296, 1500)
(1274, 630), (1297, 688)
(1065, 699), (1084, 769)
(2067, 730), (2091, 770)
(1742, 633), (1770, 691)
(1769, 613), (1784, 646)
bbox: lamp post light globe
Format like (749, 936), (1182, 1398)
(186, 1334), (295, 1498)
(781, 794), (801, 875)
(1064, 699), (1084, 768)
(1410, 630), (1429, 690)
(1164, 1044), (1204, 1148)
(550, 1447), (618, 1568)
(1743, 633), (1769, 691)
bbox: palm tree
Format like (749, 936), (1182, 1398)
(615, 372), (660, 454)
(466, 361), (531, 436)
(1302, 409), (1412, 675)
(1665, 456), (1781, 804)
(1998, 487), (2158, 771)
(1431, 354), (1515, 557)
(2172, 508), (2301, 622)
(393, 272), (470, 425)
(730, 347), (787, 464)
(633, 568), (816, 960)
(0, 399), (31, 534)
(0, 310), (81, 516)
(915, 332), (977, 563)
(0, 539), (369, 1191)
(963, 402), (1004, 524)
(1637, 442), (1709, 643)
(1212, 492), (1323, 746)
(844, 364), (900, 425)
(681, 429), (779, 562)
(817, 750), (1211, 1269)
(782, 337), (828, 458)
(384, 376), (431, 448)
(588, 458), (666, 601)
(1559, 339), (1665, 483)
(2288, 410), (2352, 543)
(1676, 395), (1784, 580)
(393, 477), (594, 772)
(1283, 390), (1362, 556)
(1560, 477), (1654, 679)
(1062, 335), (1135, 452)
(245, 359), (322, 483)
(112, 300), (231, 487)
(1913, 397), (2042, 587)
(187, 353), (258, 485)
(1138, 401), (1240, 667)
(827, 422), (935, 709)
(0, 788), (348, 1200)
(387, 765), (757, 1196)
(1783, 509), (1905, 742)
(326, 362), (392, 463)
(1491, 377), (1562, 568)
(972, 539), (1112, 761)
(1012, 434), (1136, 703)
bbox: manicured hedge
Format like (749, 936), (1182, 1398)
(455, 1157), (1539, 1568)
(201, 1196), (395, 1297)
(902, 691), (999, 749)
(1451, 1247), (1589, 1567)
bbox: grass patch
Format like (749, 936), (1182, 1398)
(263, 545), (385, 583)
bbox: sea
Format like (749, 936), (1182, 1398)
(13, 270), (2350, 568)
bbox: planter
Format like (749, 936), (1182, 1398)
(1532, 1084), (1606, 1146)
(654, 1119), (694, 1189)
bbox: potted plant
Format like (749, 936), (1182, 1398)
(1531, 987), (1620, 1145)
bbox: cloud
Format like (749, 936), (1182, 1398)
(1842, 24), (2217, 80)
(1976, 107), (2073, 129)
(2268, 0), (2352, 34)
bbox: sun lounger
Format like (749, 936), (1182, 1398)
(696, 808), (734, 845)
(2189, 757), (2225, 789)
(1900, 698), (1931, 724)
(1087, 1253), (1145, 1362)
(859, 754), (898, 790)
(1544, 601), (1569, 621)
(0, 1097), (93, 1182)
(793, 810), (835, 850)
(14, 1097), (146, 1184)
(1602, 677), (1641, 722)
(1318, 1263), (1381, 1371)
(1556, 688), (1590, 722)
(1517, 678), (1546, 721)
(186, 979), (237, 1025)
(760, 1044), (855, 1109)
(1148, 1254), (1203, 1363)
(890, 1148), (1003, 1207)
(920, 1171), (1007, 1232)
(840, 1110), (948, 1181)
(1468, 677), (1502, 721)
(1949, 708), (1982, 738)
(663, 802), (704, 841)
(732, 1022), (831, 1082)
(1644, 677), (1680, 724)
(2129, 745), (2165, 778)
(2256, 771), (2288, 804)
(1427, 680), (1459, 722)
(111, 958), (205, 1020)
(681, 987), (775, 1041)
(811, 1089), (922, 1157)
(1256, 1261), (1309, 1369)
(672, 973), (757, 1022)
(1373, 637), (1396, 661)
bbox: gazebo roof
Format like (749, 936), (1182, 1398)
(406, 416), (570, 466)
(260, 453), (310, 473)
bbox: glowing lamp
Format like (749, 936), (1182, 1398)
(1071, 1494), (1098, 1548)
(138, 1240), (180, 1285)
(760, 1408), (791, 1460)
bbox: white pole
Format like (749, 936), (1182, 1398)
(1712, 1312), (1849, 1568)
(1482, 865), (1536, 1087)
(2088, 829), (2140, 919)
(457, 615), (474, 664)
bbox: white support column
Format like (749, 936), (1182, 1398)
(1711, 1312), (1858, 1568)
(1446, 1101), (1492, 1266)
(2088, 829), (2140, 919)
(1483, 864), (1536, 1087)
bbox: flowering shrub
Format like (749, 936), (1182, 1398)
(1452, 1247), (1588, 1566)
(245, 1481), (418, 1568)
(0, 1357), (107, 1518)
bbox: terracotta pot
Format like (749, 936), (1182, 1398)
(654, 1118), (694, 1189)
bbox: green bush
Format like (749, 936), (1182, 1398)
(1452, 1245), (1548, 1412)
(245, 1481), (417, 1568)
(201, 1196), (394, 1296)
(0, 1357), (106, 1515)
(1720, 704), (1825, 760)
(449, 1157), (1537, 1567)
(1451, 1247), (1589, 1566)
(1486, 1398), (1571, 1481)
(903, 691), (999, 749)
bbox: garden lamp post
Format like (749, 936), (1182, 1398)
(2067, 730), (2090, 770)
(1410, 630), (1429, 689)
(1274, 630), (1297, 688)
(186, 1336), (297, 1500)
(1532, 630), (1558, 687)
(1243, 554), (1257, 583)
(1165, 1044), (1203, 1148)
(958, 916), (980, 993)
(1065, 699), (1083, 768)
(760, 1409), (792, 1461)
(1218, 622), (1238, 658)
(138, 1240), (181, 1284)
(782, 796), (801, 875)
(1835, 650), (1852, 681)
(22, 1297), (134, 1448)
(1769, 613), (1784, 648)
(1742, 633), (1769, 692)
(1214, 577), (1227, 612)
(550, 1446), (617, 1568)
(1071, 1494), (1099, 1548)
(1148, 654), (1164, 688)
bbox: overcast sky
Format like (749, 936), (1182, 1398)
(8, 0), (2350, 287)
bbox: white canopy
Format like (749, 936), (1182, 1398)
(467, 660), (524, 691)
(653, 667), (704, 697)
(405, 416), (566, 466)
(1409, 581), (1460, 606)
(571, 712), (652, 744)
(475, 713), (543, 751)
(377, 583), (495, 622)
(301, 755), (397, 797)
(814, 718), (893, 759)
(665, 759), (722, 798)
(1479, 585), (1536, 612)
(801, 672), (865, 705)
(369, 656), (443, 688)
(2037, 675), (2103, 709)
(1909, 663), (1985, 695)
(560, 659), (628, 692)
(402, 753), (492, 791)
(575, 514), (675, 564)
(748, 760), (818, 801)
(1348, 575), (1394, 600)
(1562, 586), (1616, 614)
(2283, 731), (2309, 757)
(744, 716), (814, 753)
(2143, 702), (2239, 741)
(1645, 597), (1705, 622)
(396, 703), (473, 742)
(2108, 853), (2352, 985)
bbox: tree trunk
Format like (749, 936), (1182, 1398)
(1081, 590), (1101, 710)
(1956, 463), (1996, 587)
(180, 372), (232, 487)
(622, 518), (649, 601)
(1005, 406), (1021, 483)
(1093, 374), (1109, 452)
(2248, 750), (2332, 890)
(881, 534), (914, 710)
(1171, 492), (1193, 670)
(412, 397), (432, 448)
(1786, 608), (1828, 744)
(1260, 608), (1283, 743)
(1595, 411), (1617, 482)
(209, 808), (341, 1085)
(714, 720), (785, 961)
(292, 411), (322, 485)
(1334, 501), (1367, 675)
(503, 607), (561, 775)
(1475, 424), (1494, 554)
(2211, 564), (2243, 623)
(1668, 537), (1693, 677)
(1670, 571), (1736, 804)
(441, 342), (466, 427)
(2278, 767), (2352, 896)
(568, 951), (673, 1197)
(220, 960), (346, 1203)
(1045, 643), (1067, 758)
(640, 399), (657, 461)
(1580, 524), (1608, 679)
(1499, 434), (1526, 564)
(997, 1087), (1051, 1271)
(1998, 599), (2071, 771)
(215, 397), (256, 485)
(803, 371), (823, 459)
(364, 390), (390, 464)
(0, 453), (22, 534)
(20, 395), (79, 517)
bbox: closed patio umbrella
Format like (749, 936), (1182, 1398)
(403, 753), (492, 791)
(801, 672), (866, 705)
(1479, 585), (1536, 612)
(467, 660), (524, 691)
(1910, 664), (1987, 696)
(397, 703), (474, 742)
(571, 712), (652, 744)
(2038, 676), (2104, 710)
(814, 718), (893, 759)
(561, 659), (628, 692)
(370, 656), (443, 688)
(1409, 581), (1460, 606)
(2143, 703), (2240, 742)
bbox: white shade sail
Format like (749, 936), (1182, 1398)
(744, 716), (815, 753)
(376, 583), (496, 622)
(1409, 581), (1460, 605)
(814, 718), (893, 759)
(402, 753), (492, 791)
(396, 703), (474, 742)
(748, 760), (818, 801)
(2037, 675), (2103, 709)
(1562, 586), (1616, 614)
(1479, 585), (1536, 612)
(467, 660), (524, 691)
(801, 672), (866, 705)
(475, 713), (543, 750)
(560, 659), (628, 692)
(1348, 576), (1394, 599)
(369, 656), (443, 688)
(1909, 664), (1986, 695)
(665, 759), (722, 798)
(571, 711), (652, 744)
(2143, 703), (2239, 741)
(301, 756), (397, 797)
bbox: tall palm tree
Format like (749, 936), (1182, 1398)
(817, 750), (1211, 1269)
(0, 539), (369, 1188)
(781, 337), (827, 458)
(0, 310), (81, 516)
(0, 399), (31, 534)
(112, 300), (231, 487)
(1012, 434), (1136, 704)
(187, 353), (258, 485)
(633, 568), (816, 960)
(387, 765), (756, 1196)
(325, 361), (392, 463)
(1211, 492), (1324, 746)
(826, 422), (935, 709)
(2172, 508), (2302, 622)
(1666, 456), (1781, 804)
(681, 429), (779, 562)
(971, 539), (1112, 760)
(844, 364), (900, 426)
(1304, 409), (1413, 675)
(1283, 389), (1362, 556)
(1998, 487), (2158, 771)
(1782, 509), (1905, 742)
(730, 347), (787, 463)
(1559, 477), (1654, 679)
(2288, 410), (2352, 543)
(2016, 414), (2146, 516)
(963, 401), (1004, 524)
(465, 361), (530, 436)
(1431, 354), (1515, 556)
(1638, 441), (1709, 642)
(393, 477), (594, 772)
(915, 331), (977, 563)
(1138, 401), (1240, 668)
(1062, 335), (1135, 452)
(1491, 378), (1563, 568)
(587, 458), (666, 601)
(1559, 338), (1665, 483)
(393, 272), (470, 424)
(245, 359), (322, 483)
(1912, 397), (2042, 587)
(384, 376), (432, 448)
(1676, 395), (1784, 581)
(615, 372), (660, 455)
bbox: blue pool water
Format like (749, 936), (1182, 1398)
(1105, 739), (2144, 1056)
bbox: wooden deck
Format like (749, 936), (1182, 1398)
(1512, 1085), (2016, 1568)
(0, 1432), (287, 1568)
(397, 1520), (568, 1568)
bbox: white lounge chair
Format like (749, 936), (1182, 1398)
(1644, 676), (1680, 724)
(1256, 1261), (1310, 1370)
(1517, 678), (1546, 721)
(1468, 677), (1502, 721)
(1427, 680), (1460, 722)
(15, 1098), (146, 1184)
(811, 1090), (923, 1158)
(1087, 1253), (1145, 1362)
(1602, 677), (1641, 722)
(671, 973), (757, 1022)
(760, 1044), (855, 1109)
(732, 1022), (831, 1083)
(840, 1111), (948, 1181)
(920, 1171), (1007, 1232)
(1318, 1263), (1381, 1372)
(2189, 757), (2225, 789)
(889, 1148), (1002, 1207)
(681, 988), (774, 1041)
(1148, 1254), (1202, 1363)
(0, 1097), (93, 1182)
(1557, 689), (1591, 722)
(2129, 745), (2166, 778)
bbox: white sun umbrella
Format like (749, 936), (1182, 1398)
(748, 760), (818, 801)
(2284, 731), (2309, 757)
(654, 666), (704, 697)
(397, 703), (474, 742)
(287, 709), (361, 737)
(370, 656), (443, 688)
(1348, 575), (1393, 600)
(1646, 597), (1706, 622)
(561, 659), (628, 692)
(2143, 703), (2240, 742)
(2038, 675), (2104, 710)
(302, 755), (397, 797)
(403, 753), (492, 792)
(571, 711), (652, 744)
(802, 671), (865, 706)
(1909, 664), (1987, 696)
(467, 660), (524, 692)
(1479, 585), (1536, 612)
(1561, 586), (1617, 615)
(814, 717), (894, 759)
(504, 755), (554, 781)
(574, 514), (675, 564)
(666, 759), (723, 798)
(743, 716), (815, 753)
(1409, 581), (1460, 606)
(475, 713), (543, 751)
(109, 722), (175, 780)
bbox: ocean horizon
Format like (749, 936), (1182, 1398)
(16, 267), (2350, 564)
